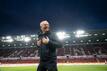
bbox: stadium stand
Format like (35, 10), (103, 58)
(0, 29), (107, 63)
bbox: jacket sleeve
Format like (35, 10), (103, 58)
(35, 33), (41, 48)
(36, 40), (40, 48)
(48, 34), (63, 48)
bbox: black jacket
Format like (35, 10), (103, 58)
(36, 31), (62, 62)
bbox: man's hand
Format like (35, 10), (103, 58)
(37, 40), (41, 46)
(42, 36), (49, 44)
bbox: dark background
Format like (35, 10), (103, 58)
(0, 0), (107, 35)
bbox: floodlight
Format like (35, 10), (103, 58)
(24, 37), (31, 42)
(75, 30), (88, 38)
(7, 39), (14, 42)
(56, 32), (66, 40)
(6, 36), (12, 39)
(56, 32), (70, 40)
(76, 30), (85, 35)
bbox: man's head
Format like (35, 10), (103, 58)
(40, 20), (50, 33)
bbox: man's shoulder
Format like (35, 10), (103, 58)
(49, 31), (56, 36)
(49, 32), (58, 40)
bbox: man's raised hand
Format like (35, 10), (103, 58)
(42, 36), (49, 44)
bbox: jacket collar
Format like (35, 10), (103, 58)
(38, 30), (51, 35)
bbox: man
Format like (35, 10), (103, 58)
(36, 20), (62, 71)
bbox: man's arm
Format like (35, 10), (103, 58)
(48, 39), (62, 48)
(48, 34), (63, 48)
(36, 34), (42, 48)
(41, 33), (63, 48)
(36, 40), (41, 47)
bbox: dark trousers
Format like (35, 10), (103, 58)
(37, 61), (58, 71)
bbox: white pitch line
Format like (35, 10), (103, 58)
(0, 63), (107, 67)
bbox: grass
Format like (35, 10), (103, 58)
(0, 65), (107, 71)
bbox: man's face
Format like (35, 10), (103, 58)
(40, 21), (50, 32)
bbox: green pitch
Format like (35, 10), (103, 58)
(0, 65), (107, 71)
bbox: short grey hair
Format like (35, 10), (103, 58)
(40, 20), (49, 27)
